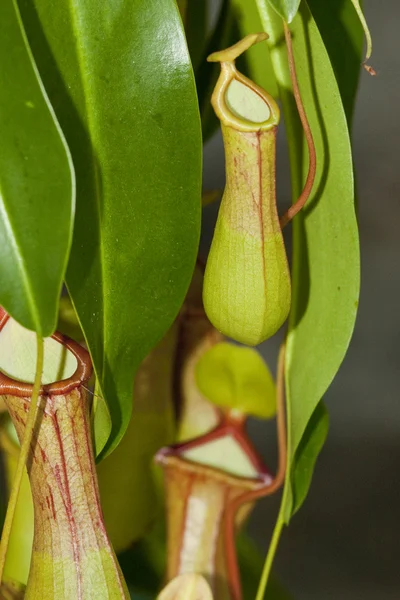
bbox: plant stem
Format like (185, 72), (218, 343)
(0, 334), (43, 584)
(349, 0), (372, 60)
(349, 0), (375, 74)
(255, 516), (284, 600)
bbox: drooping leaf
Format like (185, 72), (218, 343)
(308, 0), (364, 123)
(255, 0), (360, 522)
(266, 0), (301, 23)
(0, 0), (74, 336)
(195, 342), (276, 419)
(19, 0), (202, 455)
(291, 401), (329, 515)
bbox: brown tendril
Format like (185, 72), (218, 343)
(279, 22), (317, 229)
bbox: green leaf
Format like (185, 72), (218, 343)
(195, 342), (276, 419)
(308, 0), (364, 123)
(0, 0), (74, 336)
(92, 381), (112, 458)
(291, 401), (329, 515)
(256, 0), (359, 523)
(19, 0), (202, 454)
(231, 0), (278, 98)
(266, 0), (301, 23)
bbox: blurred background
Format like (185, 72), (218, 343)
(202, 1), (400, 598)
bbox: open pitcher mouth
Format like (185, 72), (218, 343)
(156, 413), (272, 486)
(207, 33), (280, 133)
(225, 78), (272, 124)
(210, 66), (280, 133)
(0, 307), (92, 397)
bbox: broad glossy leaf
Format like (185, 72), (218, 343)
(19, 0), (202, 454)
(266, 0), (300, 23)
(195, 342), (276, 419)
(0, 0), (74, 336)
(255, 0), (360, 521)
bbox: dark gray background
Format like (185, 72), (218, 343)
(202, 2), (399, 598)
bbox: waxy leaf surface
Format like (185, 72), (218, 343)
(256, 1), (360, 520)
(19, 0), (202, 454)
(0, 0), (74, 336)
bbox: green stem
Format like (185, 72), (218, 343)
(349, 0), (372, 60)
(0, 334), (44, 584)
(255, 516), (284, 600)
(252, 2), (301, 597)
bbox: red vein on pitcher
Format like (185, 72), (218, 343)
(0, 310), (129, 600)
(203, 34), (291, 346)
(155, 410), (273, 600)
